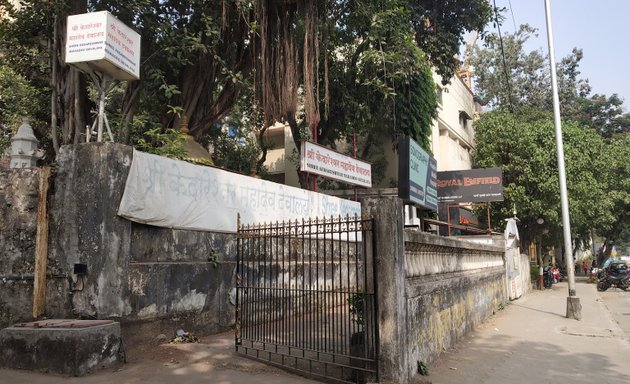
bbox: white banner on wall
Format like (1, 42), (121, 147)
(300, 141), (372, 188)
(117, 150), (361, 232)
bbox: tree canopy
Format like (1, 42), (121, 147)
(472, 111), (628, 248)
(469, 22), (630, 252)
(0, 0), (492, 185)
(470, 24), (630, 137)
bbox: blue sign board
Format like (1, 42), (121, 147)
(398, 137), (438, 211)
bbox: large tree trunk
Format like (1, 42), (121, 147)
(51, 0), (89, 153)
(119, 80), (141, 144)
(286, 114), (315, 189)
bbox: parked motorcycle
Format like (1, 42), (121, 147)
(551, 266), (562, 282)
(597, 261), (630, 291)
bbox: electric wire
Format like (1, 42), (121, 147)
(508, 0), (518, 31)
(492, 0), (515, 111)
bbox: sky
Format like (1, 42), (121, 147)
(489, 0), (630, 110)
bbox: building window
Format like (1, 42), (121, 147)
(437, 86), (443, 106)
(459, 110), (472, 130)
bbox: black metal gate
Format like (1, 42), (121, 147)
(236, 215), (378, 383)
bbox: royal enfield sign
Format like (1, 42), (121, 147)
(398, 136), (438, 211)
(65, 11), (141, 80)
(300, 141), (372, 188)
(437, 167), (504, 203)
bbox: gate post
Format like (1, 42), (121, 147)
(362, 196), (408, 384)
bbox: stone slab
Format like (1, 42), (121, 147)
(13, 319), (114, 329)
(0, 319), (122, 376)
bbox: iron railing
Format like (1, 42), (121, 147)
(236, 215), (378, 383)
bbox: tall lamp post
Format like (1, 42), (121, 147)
(544, 0), (581, 320)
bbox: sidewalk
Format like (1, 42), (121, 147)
(426, 278), (630, 384)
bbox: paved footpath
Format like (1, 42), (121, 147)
(427, 278), (630, 384)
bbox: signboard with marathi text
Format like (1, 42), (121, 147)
(65, 11), (141, 80)
(398, 136), (438, 211)
(300, 141), (372, 188)
(437, 167), (504, 203)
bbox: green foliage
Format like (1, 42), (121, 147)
(530, 263), (540, 285)
(394, 69), (437, 150)
(207, 249), (221, 268)
(600, 135), (630, 241)
(471, 24), (630, 135)
(1, 0), (492, 181)
(417, 360), (429, 376)
(0, 65), (46, 153)
(319, 1), (441, 161)
(408, 0), (493, 84)
(347, 293), (365, 326)
(473, 111), (622, 246)
(471, 23), (630, 246)
(207, 131), (264, 176)
(134, 127), (187, 159)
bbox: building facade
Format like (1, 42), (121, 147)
(261, 72), (480, 200)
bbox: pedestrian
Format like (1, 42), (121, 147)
(582, 260), (589, 276)
(575, 262), (580, 275)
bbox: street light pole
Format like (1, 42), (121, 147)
(544, 0), (581, 320)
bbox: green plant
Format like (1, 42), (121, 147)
(348, 293), (365, 326)
(207, 249), (222, 268)
(417, 360), (429, 376)
(530, 263), (540, 284)
(134, 127), (187, 159)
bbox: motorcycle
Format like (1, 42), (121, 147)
(551, 266), (562, 282)
(597, 261), (630, 291)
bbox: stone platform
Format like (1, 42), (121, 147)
(0, 319), (122, 376)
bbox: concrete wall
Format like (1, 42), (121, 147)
(362, 196), (507, 384)
(0, 169), (67, 327)
(0, 143), (237, 338)
(2, 143), (365, 340)
(404, 231), (506, 371)
(45, 143), (237, 337)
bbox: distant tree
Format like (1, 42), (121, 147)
(598, 134), (630, 245)
(473, 111), (620, 249)
(0, 64), (48, 154)
(470, 24), (630, 135)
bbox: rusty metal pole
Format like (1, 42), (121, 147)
(447, 205), (452, 236)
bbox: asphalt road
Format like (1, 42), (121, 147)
(599, 286), (630, 339)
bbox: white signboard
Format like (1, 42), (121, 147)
(65, 11), (141, 80)
(300, 141), (372, 188)
(118, 150), (361, 232)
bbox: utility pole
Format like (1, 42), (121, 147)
(544, 0), (581, 320)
